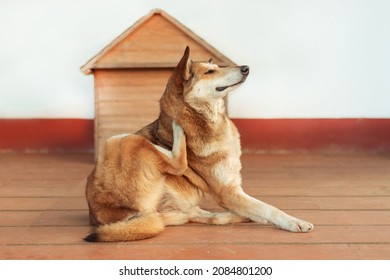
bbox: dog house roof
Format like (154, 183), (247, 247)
(81, 9), (235, 74)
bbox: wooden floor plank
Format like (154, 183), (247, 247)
(244, 183), (390, 195)
(285, 210), (390, 226)
(0, 180), (87, 197)
(1, 244), (389, 260)
(0, 197), (88, 211)
(258, 197), (390, 210)
(1, 225), (389, 245)
(0, 211), (89, 227)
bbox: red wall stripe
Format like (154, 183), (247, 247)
(0, 118), (389, 153)
(232, 118), (390, 153)
(0, 119), (94, 152)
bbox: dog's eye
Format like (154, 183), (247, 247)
(205, 69), (215, 75)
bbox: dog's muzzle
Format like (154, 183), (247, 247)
(216, 65), (250, 92)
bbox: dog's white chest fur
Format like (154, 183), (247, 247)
(198, 119), (243, 187)
(213, 156), (242, 187)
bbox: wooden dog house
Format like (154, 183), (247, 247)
(81, 9), (235, 156)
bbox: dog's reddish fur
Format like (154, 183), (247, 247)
(85, 47), (313, 242)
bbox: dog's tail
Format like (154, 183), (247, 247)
(84, 212), (164, 242)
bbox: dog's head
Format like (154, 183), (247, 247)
(163, 46), (249, 119)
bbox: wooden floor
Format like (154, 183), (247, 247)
(0, 152), (389, 260)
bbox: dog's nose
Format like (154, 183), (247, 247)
(240, 65), (249, 75)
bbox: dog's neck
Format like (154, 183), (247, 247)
(187, 98), (226, 123)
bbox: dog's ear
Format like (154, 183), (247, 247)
(173, 46), (191, 85)
(208, 58), (213, 64)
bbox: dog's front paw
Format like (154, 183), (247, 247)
(287, 219), (314, 232)
(279, 218), (314, 233)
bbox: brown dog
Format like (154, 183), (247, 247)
(85, 46), (313, 242)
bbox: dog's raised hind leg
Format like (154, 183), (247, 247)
(152, 121), (187, 176)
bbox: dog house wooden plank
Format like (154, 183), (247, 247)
(97, 14), (226, 67)
(94, 69), (170, 86)
(97, 100), (159, 115)
(96, 86), (164, 101)
(81, 9), (234, 74)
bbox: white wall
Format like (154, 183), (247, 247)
(0, 0), (389, 119)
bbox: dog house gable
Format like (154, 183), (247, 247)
(81, 9), (235, 73)
(81, 9), (235, 156)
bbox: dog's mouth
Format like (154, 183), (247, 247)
(216, 79), (246, 92)
(216, 82), (241, 92)
(215, 65), (249, 92)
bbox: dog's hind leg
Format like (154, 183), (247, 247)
(161, 208), (251, 226)
(152, 121), (187, 176)
(188, 207), (254, 225)
(161, 211), (191, 226)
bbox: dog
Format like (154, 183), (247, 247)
(85, 46), (313, 242)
